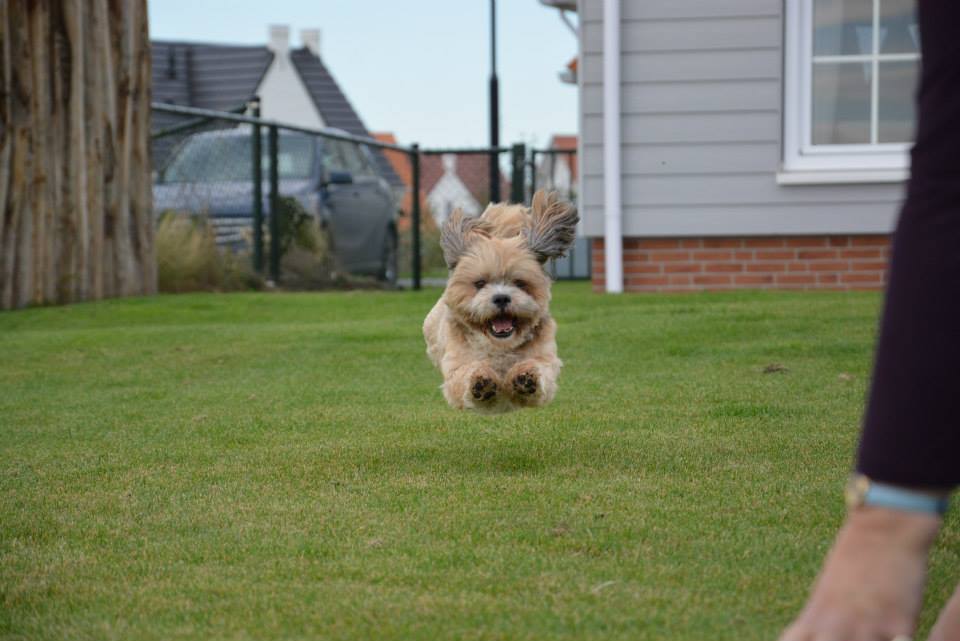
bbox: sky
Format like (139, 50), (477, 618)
(149, 0), (579, 149)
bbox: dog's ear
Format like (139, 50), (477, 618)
(524, 190), (579, 264)
(440, 208), (490, 269)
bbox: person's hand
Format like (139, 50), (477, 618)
(929, 583), (960, 641)
(779, 507), (941, 641)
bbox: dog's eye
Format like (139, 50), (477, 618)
(474, 280), (486, 290)
(514, 280), (527, 290)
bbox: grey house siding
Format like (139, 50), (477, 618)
(579, 0), (906, 238)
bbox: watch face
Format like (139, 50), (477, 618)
(845, 475), (870, 509)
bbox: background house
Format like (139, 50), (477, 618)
(371, 134), (509, 227)
(420, 154), (510, 225)
(151, 26), (401, 192)
(575, 1), (914, 292)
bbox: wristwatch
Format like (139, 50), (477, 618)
(845, 474), (950, 516)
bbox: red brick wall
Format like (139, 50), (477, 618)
(591, 236), (891, 292)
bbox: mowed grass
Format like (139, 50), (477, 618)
(1, 283), (957, 641)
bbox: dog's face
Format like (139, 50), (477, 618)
(444, 236), (551, 348)
(440, 191), (578, 349)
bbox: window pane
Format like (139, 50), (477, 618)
(355, 144), (375, 176)
(814, 0), (874, 56)
(812, 62), (872, 144)
(878, 60), (918, 142)
(879, 0), (919, 54)
(277, 135), (315, 179)
(339, 142), (367, 175)
(321, 140), (347, 172)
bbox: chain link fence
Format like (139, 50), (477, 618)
(150, 103), (589, 291)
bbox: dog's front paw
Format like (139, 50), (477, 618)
(506, 361), (557, 407)
(471, 374), (498, 402)
(512, 370), (538, 397)
(453, 366), (503, 412)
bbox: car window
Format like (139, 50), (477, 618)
(356, 144), (379, 177)
(163, 130), (314, 182)
(320, 139), (348, 173)
(337, 141), (371, 177)
(275, 135), (315, 178)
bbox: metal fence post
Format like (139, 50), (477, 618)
(250, 97), (263, 274)
(529, 149), (538, 202)
(489, 148), (501, 203)
(510, 143), (525, 204)
(411, 143), (422, 291)
(268, 125), (280, 284)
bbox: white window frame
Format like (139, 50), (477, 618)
(780, 0), (916, 183)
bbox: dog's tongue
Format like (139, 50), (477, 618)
(492, 317), (514, 333)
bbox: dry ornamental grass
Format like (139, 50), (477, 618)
(155, 213), (261, 293)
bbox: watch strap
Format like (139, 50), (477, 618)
(864, 481), (950, 516)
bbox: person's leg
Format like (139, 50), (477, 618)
(780, 2), (960, 639)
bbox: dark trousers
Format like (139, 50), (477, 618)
(856, 1), (960, 488)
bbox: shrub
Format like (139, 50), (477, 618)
(399, 204), (447, 278)
(272, 197), (340, 289)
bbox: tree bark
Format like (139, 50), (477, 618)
(0, 0), (154, 309)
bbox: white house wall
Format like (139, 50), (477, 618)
(578, 0), (906, 238)
(426, 155), (483, 225)
(255, 53), (325, 129)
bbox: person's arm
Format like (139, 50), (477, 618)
(782, 4), (959, 635)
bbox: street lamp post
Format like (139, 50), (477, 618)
(489, 0), (500, 202)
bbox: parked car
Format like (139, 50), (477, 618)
(152, 127), (399, 284)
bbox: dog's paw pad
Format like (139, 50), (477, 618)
(513, 372), (538, 396)
(471, 376), (497, 401)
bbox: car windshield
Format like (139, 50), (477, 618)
(161, 131), (314, 182)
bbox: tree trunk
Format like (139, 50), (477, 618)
(0, 0), (154, 310)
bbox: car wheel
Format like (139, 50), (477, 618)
(377, 228), (398, 287)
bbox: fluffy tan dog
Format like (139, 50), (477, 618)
(423, 190), (579, 413)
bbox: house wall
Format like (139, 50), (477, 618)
(255, 53), (325, 129)
(578, 0), (907, 241)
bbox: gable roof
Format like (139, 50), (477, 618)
(152, 41), (273, 111)
(289, 47), (398, 186)
(289, 48), (365, 137)
(151, 39), (399, 187)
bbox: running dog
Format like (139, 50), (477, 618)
(423, 191), (579, 413)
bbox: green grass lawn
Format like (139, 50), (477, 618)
(1, 283), (957, 640)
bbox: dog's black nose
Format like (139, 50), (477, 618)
(492, 294), (511, 309)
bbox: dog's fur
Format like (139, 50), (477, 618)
(423, 191), (579, 413)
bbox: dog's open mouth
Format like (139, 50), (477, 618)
(488, 314), (517, 339)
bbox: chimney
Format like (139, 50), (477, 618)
(301, 29), (321, 56)
(268, 25), (289, 55)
